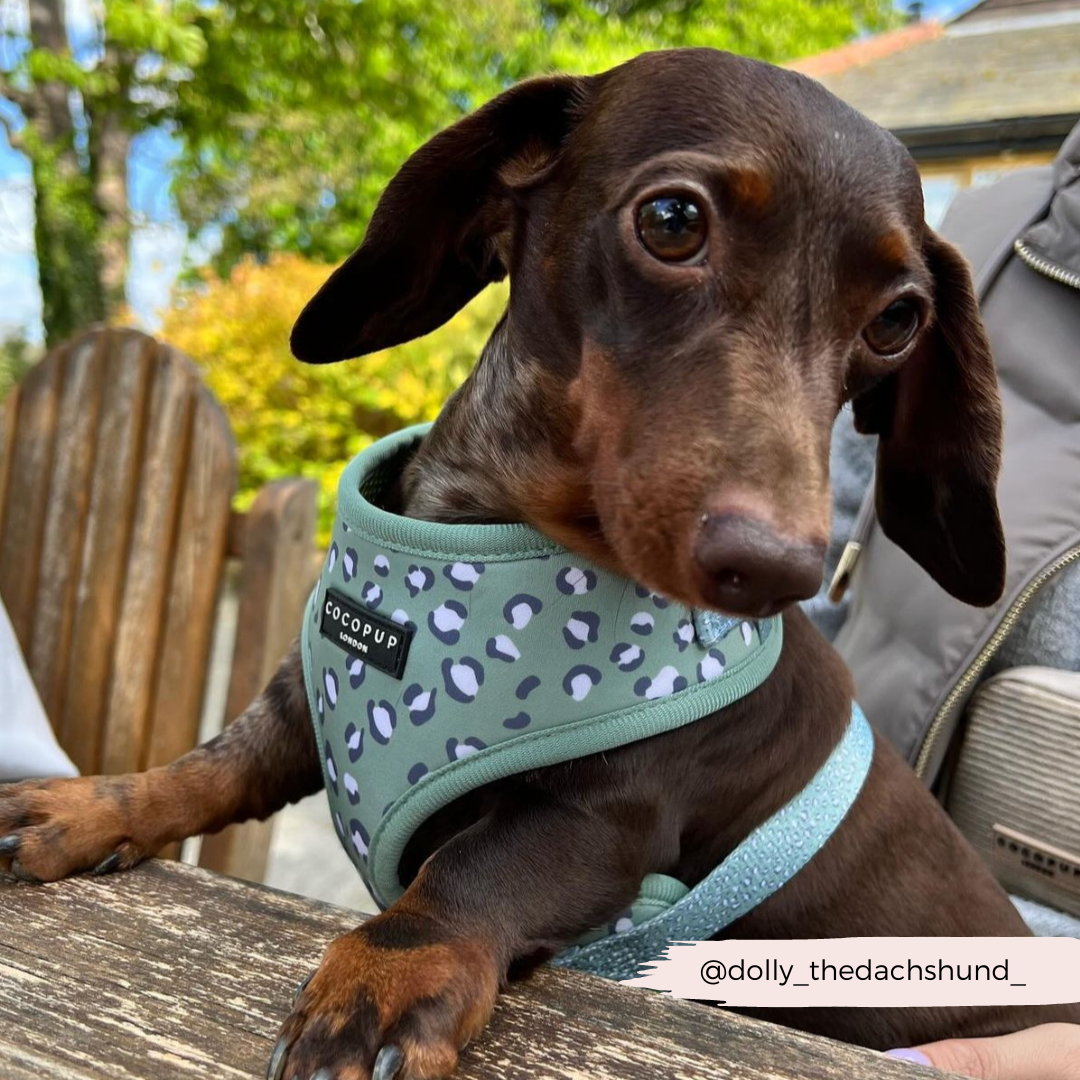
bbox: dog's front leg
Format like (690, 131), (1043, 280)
(270, 778), (653, 1080)
(0, 641), (320, 881)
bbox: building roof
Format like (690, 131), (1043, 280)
(790, 0), (1080, 157)
(953, 0), (1080, 25)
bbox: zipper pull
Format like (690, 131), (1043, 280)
(828, 469), (878, 603)
(828, 541), (862, 603)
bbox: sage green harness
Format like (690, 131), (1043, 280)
(301, 425), (872, 979)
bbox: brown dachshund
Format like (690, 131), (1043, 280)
(2, 48), (1078, 1080)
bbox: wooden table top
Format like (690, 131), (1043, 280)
(0, 860), (946, 1080)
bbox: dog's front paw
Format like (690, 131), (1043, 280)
(0, 776), (153, 883)
(269, 917), (500, 1080)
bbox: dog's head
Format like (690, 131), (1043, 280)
(292, 48), (1004, 618)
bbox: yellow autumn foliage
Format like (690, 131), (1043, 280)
(160, 254), (506, 541)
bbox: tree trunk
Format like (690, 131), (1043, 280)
(91, 113), (130, 314)
(25, 0), (108, 346)
(26, 0), (72, 143)
(31, 149), (107, 346)
(88, 45), (131, 315)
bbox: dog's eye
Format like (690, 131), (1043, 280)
(636, 197), (707, 263)
(863, 299), (921, 356)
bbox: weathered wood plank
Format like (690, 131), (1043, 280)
(143, 388), (236, 773)
(0, 861), (952, 1080)
(99, 344), (198, 775)
(198, 479), (318, 881)
(225, 507), (246, 559)
(0, 383), (19, 543)
(0, 348), (63, 654)
(58, 331), (155, 772)
(28, 332), (108, 722)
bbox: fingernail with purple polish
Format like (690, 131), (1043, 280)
(885, 1049), (933, 1066)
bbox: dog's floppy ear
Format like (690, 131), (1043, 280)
(291, 75), (594, 363)
(852, 230), (1005, 607)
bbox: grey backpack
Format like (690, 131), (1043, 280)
(806, 122), (1080, 924)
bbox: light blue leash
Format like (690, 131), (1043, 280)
(554, 704), (875, 981)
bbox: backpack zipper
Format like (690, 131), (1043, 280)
(1013, 238), (1080, 291)
(913, 234), (1080, 779)
(914, 545), (1080, 780)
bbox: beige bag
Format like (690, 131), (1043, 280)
(948, 667), (1080, 918)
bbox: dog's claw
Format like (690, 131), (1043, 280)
(92, 852), (122, 876)
(373, 1045), (403, 1080)
(293, 972), (313, 1004)
(267, 1037), (289, 1080)
(0, 834), (22, 857)
(10, 863), (40, 884)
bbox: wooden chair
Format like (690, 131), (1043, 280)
(0, 327), (318, 882)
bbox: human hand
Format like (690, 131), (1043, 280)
(886, 1024), (1080, 1079)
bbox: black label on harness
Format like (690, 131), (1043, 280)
(319, 587), (413, 679)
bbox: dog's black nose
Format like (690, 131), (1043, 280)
(694, 513), (824, 617)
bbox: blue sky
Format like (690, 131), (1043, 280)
(0, 0), (977, 345)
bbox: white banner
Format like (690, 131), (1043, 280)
(622, 938), (1080, 1007)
